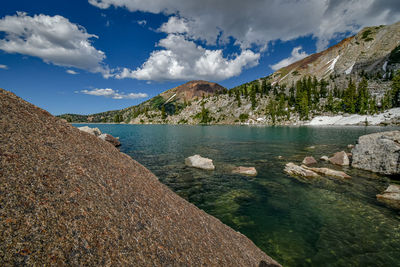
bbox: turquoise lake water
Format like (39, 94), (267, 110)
(75, 124), (400, 266)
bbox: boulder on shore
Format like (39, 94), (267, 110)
(99, 133), (121, 147)
(232, 166), (257, 176)
(78, 126), (121, 147)
(302, 165), (351, 179)
(185, 155), (215, 170)
(284, 163), (319, 178)
(352, 131), (400, 175)
(78, 126), (101, 136)
(376, 184), (400, 210)
(329, 151), (349, 166)
(302, 156), (317, 165)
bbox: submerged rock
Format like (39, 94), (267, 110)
(302, 166), (351, 179)
(284, 163), (319, 178)
(329, 151), (350, 166)
(185, 155), (215, 170)
(78, 126), (101, 136)
(99, 133), (121, 147)
(352, 131), (400, 175)
(376, 184), (400, 210)
(302, 156), (317, 165)
(232, 166), (257, 176)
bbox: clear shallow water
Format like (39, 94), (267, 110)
(75, 124), (400, 266)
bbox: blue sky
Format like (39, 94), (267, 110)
(1, 0), (399, 115)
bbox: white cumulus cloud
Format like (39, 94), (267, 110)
(0, 12), (110, 76)
(0, 64), (8, 69)
(66, 69), (78, 75)
(159, 16), (189, 34)
(270, 47), (309, 71)
(80, 88), (148, 99)
(115, 34), (260, 81)
(88, 0), (400, 51)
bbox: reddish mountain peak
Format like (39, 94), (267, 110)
(162, 80), (226, 102)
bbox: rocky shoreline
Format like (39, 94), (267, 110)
(283, 130), (400, 211)
(69, 107), (400, 127)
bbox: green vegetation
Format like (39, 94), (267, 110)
(239, 113), (249, 122)
(389, 45), (400, 65)
(195, 102), (213, 124)
(113, 114), (123, 123)
(361, 29), (374, 41)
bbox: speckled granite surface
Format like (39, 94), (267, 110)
(0, 88), (280, 266)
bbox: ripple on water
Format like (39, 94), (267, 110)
(75, 124), (400, 266)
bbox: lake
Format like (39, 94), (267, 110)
(74, 124), (400, 266)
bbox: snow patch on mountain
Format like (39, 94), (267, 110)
(306, 108), (400, 126)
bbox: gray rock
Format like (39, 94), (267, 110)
(320, 156), (329, 161)
(376, 184), (400, 210)
(185, 155), (215, 170)
(302, 165), (351, 179)
(302, 156), (317, 165)
(329, 151), (349, 166)
(352, 131), (400, 175)
(99, 133), (121, 147)
(284, 163), (319, 178)
(78, 126), (101, 136)
(232, 166), (257, 176)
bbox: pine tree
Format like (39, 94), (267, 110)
(161, 105), (167, 120)
(320, 78), (328, 98)
(250, 89), (257, 110)
(326, 91), (334, 112)
(267, 99), (277, 124)
(391, 70), (400, 107)
(236, 91), (241, 107)
(299, 92), (309, 120)
(261, 79), (267, 95)
(343, 79), (357, 113)
(356, 78), (369, 114)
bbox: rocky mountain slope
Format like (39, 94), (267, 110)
(159, 80), (227, 103)
(271, 21), (400, 86)
(60, 21), (400, 125)
(0, 88), (279, 266)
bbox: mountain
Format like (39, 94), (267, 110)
(60, 21), (400, 125)
(159, 80), (227, 103)
(271, 21), (400, 86)
(0, 88), (280, 266)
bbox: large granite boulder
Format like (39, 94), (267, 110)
(302, 156), (317, 165)
(232, 166), (257, 176)
(185, 155), (215, 170)
(0, 88), (280, 266)
(376, 184), (400, 210)
(284, 163), (319, 178)
(352, 131), (400, 175)
(78, 126), (101, 136)
(329, 151), (349, 166)
(99, 133), (121, 147)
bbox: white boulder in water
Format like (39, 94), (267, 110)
(232, 166), (257, 176)
(78, 126), (101, 137)
(284, 163), (319, 178)
(185, 155), (215, 170)
(377, 184), (400, 210)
